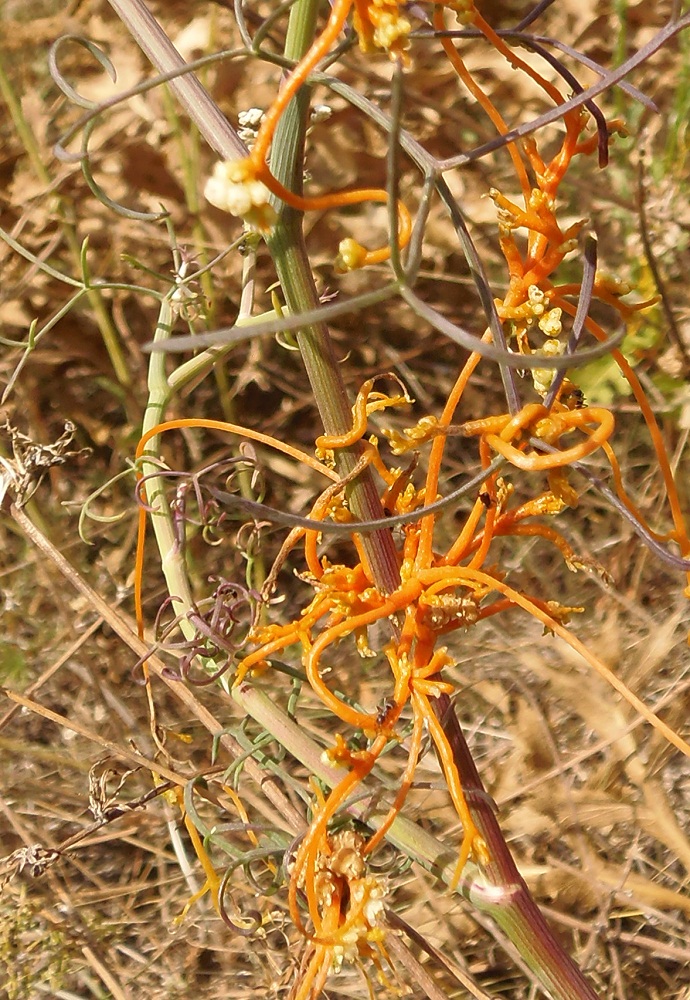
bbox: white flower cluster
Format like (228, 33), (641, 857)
(371, 7), (411, 55)
(204, 159), (277, 231)
(355, 0), (411, 59)
(532, 337), (565, 396)
(521, 286), (566, 395)
(237, 108), (265, 148)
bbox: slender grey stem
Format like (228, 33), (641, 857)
(543, 233), (598, 410)
(437, 13), (690, 170)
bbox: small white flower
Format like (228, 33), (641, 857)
(363, 885), (385, 927)
(310, 104), (332, 126)
(527, 284), (546, 315)
(373, 11), (411, 53)
(238, 108), (264, 129)
(532, 337), (565, 396)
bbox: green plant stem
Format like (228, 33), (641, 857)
(107, 0), (395, 575)
(141, 292), (274, 654)
(264, 0), (400, 593)
(140, 297), (197, 641)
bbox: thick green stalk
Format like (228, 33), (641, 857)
(264, 0), (400, 593)
(436, 695), (600, 1000)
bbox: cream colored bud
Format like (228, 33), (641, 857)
(539, 307), (563, 337)
(335, 237), (368, 272)
(532, 338), (564, 396)
(527, 285), (546, 307)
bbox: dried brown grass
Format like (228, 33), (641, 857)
(0, 1), (689, 998)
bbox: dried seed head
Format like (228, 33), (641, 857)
(329, 830), (367, 880)
(423, 591), (480, 630)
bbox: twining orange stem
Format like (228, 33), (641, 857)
(443, 439), (496, 567)
(305, 579), (423, 728)
(417, 565), (690, 758)
(255, 161), (413, 262)
(483, 408), (615, 470)
(250, 0), (353, 166)
(489, 522), (579, 564)
(472, 10), (564, 109)
(293, 942), (331, 1000)
(411, 688), (488, 880)
(416, 339), (488, 570)
(547, 293), (690, 569)
(600, 440), (672, 544)
(238, 0), (413, 265)
(135, 419), (338, 480)
(364, 712), (424, 855)
(434, 5), (531, 199)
